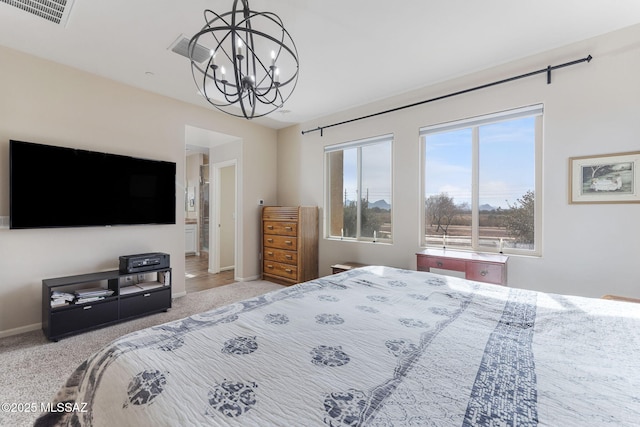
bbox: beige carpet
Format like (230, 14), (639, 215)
(0, 280), (283, 427)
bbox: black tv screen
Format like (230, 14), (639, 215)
(10, 140), (176, 229)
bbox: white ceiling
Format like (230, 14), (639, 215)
(1, 0), (640, 129)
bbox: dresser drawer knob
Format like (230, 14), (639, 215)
(83, 305), (92, 310)
(285, 226), (292, 231)
(285, 269), (292, 273)
(285, 240), (292, 245)
(285, 255), (292, 259)
(267, 251), (273, 256)
(480, 270), (488, 276)
(267, 238), (273, 243)
(267, 264), (274, 269)
(436, 261), (443, 267)
(144, 293), (151, 297)
(267, 225), (274, 230)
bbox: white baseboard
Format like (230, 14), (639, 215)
(235, 274), (261, 282)
(0, 322), (41, 339)
(208, 266), (235, 274)
(172, 291), (187, 299)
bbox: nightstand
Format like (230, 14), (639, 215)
(331, 262), (368, 274)
(601, 295), (640, 304)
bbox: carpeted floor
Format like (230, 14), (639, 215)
(0, 280), (283, 427)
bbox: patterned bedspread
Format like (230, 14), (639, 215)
(36, 266), (640, 426)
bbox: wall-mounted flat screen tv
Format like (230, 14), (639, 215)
(10, 140), (176, 229)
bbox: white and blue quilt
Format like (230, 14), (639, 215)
(36, 266), (640, 426)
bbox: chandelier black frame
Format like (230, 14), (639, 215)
(189, 0), (299, 119)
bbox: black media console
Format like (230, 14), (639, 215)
(42, 265), (171, 341)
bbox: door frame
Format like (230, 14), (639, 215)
(210, 159), (238, 275)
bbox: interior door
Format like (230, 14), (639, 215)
(219, 164), (236, 270)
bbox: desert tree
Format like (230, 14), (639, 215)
(425, 193), (457, 234)
(503, 190), (535, 244)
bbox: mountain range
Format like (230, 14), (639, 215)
(370, 199), (391, 210)
(479, 204), (497, 211)
(349, 199), (494, 211)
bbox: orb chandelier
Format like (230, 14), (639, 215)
(188, 0), (299, 119)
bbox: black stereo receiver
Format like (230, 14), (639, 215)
(119, 252), (170, 274)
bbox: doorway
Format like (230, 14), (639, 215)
(184, 125), (241, 291)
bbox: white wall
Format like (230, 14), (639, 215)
(208, 139), (278, 281)
(277, 24), (640, 299)
(0, 46), (277, 336)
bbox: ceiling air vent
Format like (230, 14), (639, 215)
(169, 34), (211, 64)
(1, 0), (75, 26)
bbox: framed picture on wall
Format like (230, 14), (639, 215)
(569, 151), (640, 204)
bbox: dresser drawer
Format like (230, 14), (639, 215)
(263, 207), (299, 221)
(466, 262), (505, 285)
(263, 261), (298, 280)
(50, 300), (118, 338)
(264, 221), (297, 236)
(426, 257), (466, 272)
(264, 235), (297, 250)
(119, 287), (171, 320)
(264, 248), (297, 265)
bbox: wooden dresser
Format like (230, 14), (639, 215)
(262, 206), (319, 286)
(416, 248), (508, 285)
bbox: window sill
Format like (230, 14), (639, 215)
(421, 245), (541, 258)
(326, 237), (392, 246)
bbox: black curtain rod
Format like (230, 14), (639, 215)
(301, 54), (592, 136)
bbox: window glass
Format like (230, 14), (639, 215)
(421, 106), (541, 254)
(326, 136), (393, 242)
(424, 128), (472, 247)
(361, 141), (392, 239)
(478, 117), (535, 251)
(341, 147), (357, 238)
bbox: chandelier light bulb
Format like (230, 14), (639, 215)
(270, 50), (276, 66)
(236, 38), (243, 57)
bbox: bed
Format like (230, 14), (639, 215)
(36, 266), (640, 426)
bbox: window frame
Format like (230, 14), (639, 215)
(419, 105), (543, 256)
(324, 134), (394, 243)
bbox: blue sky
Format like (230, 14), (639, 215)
(342, 141), (392, 205)
(424, 116), (535, 209)
(337, 116), (534, 209)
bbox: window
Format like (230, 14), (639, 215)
(421, 105), (542, 255)
(325, 135), (393, 242)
